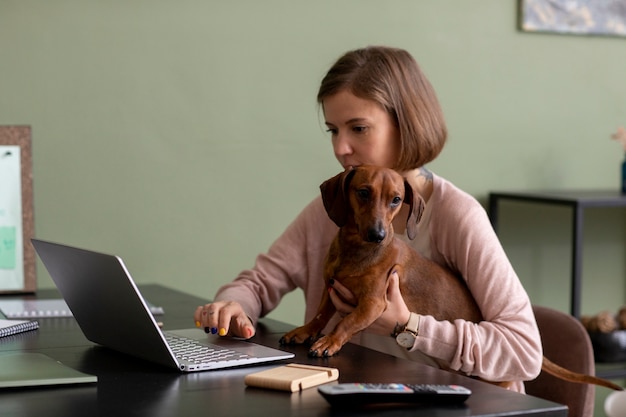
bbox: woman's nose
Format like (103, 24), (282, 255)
(332, 134), (353, 157)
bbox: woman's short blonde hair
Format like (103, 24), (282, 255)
(317, 46), (447, 171)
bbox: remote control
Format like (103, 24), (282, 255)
(318, 383), (471, 407)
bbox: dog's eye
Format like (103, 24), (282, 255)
(356, 189), (370, 200)
(391, 196), (402, 207)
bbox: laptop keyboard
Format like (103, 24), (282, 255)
(164, 333), (251, 364)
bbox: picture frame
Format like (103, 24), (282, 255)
(0, 126), (36, 293)
(519, 0), (626, 38)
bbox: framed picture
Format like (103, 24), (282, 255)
(519, 0), (626, 37)
(0, 126), (35, 293)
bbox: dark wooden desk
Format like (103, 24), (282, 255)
(489, 190), (626, 319)
(0, 284), (566, 416)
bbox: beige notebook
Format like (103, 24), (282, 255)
(244, 363), (339, 392)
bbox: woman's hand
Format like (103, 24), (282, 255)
(193, 301), (256, 339)
(328, 271), (411, 336)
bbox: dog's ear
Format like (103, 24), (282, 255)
(403, 179), (425, 240)
(320, 168), (356, 227)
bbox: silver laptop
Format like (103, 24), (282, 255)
(31, 239), (294, 372)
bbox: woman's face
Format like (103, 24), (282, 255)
(322, 90), (401, 170)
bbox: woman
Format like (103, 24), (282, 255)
(194, 46), (542, 392)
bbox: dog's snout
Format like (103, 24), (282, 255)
(366, 227), (386, 243)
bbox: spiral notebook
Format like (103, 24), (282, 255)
(0, 319), (39, 338)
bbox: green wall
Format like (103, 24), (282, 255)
(2, 0), (626, 352)
(3, 1), (626, 414)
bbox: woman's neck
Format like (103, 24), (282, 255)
(404, 167), (434, 202)
(393, 167), (433, 233)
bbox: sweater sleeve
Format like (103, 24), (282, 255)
(213, 197), (335, 324)
(412, 179), (543, 384)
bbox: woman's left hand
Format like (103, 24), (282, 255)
(328, 271), (411, 336)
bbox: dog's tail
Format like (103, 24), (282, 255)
(541, 357), (623, 391)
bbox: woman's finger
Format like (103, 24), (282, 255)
(193, 301), (255, 339)
(329, 287), (355, 315)
(329, 279), (357, 305)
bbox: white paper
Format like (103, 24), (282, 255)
(0, 146), (24, 290)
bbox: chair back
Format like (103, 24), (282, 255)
(525, 305), (595, 417)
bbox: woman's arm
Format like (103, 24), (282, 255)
(414, 181), (542, 383)
(197, 197), (336, 337)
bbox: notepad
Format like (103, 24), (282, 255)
(0, 352), (97, 388)
(244, 364), (339, 392)
(0, 318), (38, 338)
(0, 299), (73, 318)
(0, 298), (164, 318)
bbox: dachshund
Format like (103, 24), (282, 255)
(280, 165), (622, 391)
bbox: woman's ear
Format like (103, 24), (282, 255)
(320, 168), (356, 227)
(403, 179), (424, 240)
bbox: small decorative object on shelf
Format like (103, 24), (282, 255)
(582, 307), (626, 362)
(611, 126), (626, 194)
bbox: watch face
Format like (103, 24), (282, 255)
(396, 331), (416, 349)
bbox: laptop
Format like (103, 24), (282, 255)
(31, 239), (294, 372)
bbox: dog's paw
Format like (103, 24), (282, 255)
(307, 335), (343, 357)
(279, 326), (319, 346)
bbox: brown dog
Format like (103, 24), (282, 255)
(280, 165), (622, 391)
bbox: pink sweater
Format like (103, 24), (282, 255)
(215, 174), (543, 392)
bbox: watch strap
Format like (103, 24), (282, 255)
(391, 312), (420, 338)
(405, 312), (420, 336)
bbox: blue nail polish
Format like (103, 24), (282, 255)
(211, 327), (218, 335)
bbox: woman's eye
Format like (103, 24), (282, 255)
(353, 125), (367, 133)
(325, 128), (338, 135)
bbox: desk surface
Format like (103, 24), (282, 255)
(0, 285), (566, 417)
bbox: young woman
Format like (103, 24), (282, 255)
(194, 46), (542, 392)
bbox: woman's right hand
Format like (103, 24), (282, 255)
(329, 271), (410, 336)
(194, 301), (256, 339)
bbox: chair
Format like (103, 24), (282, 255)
(525, 305), (595, 417)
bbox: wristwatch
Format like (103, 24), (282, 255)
(395, 312), (420, 349)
